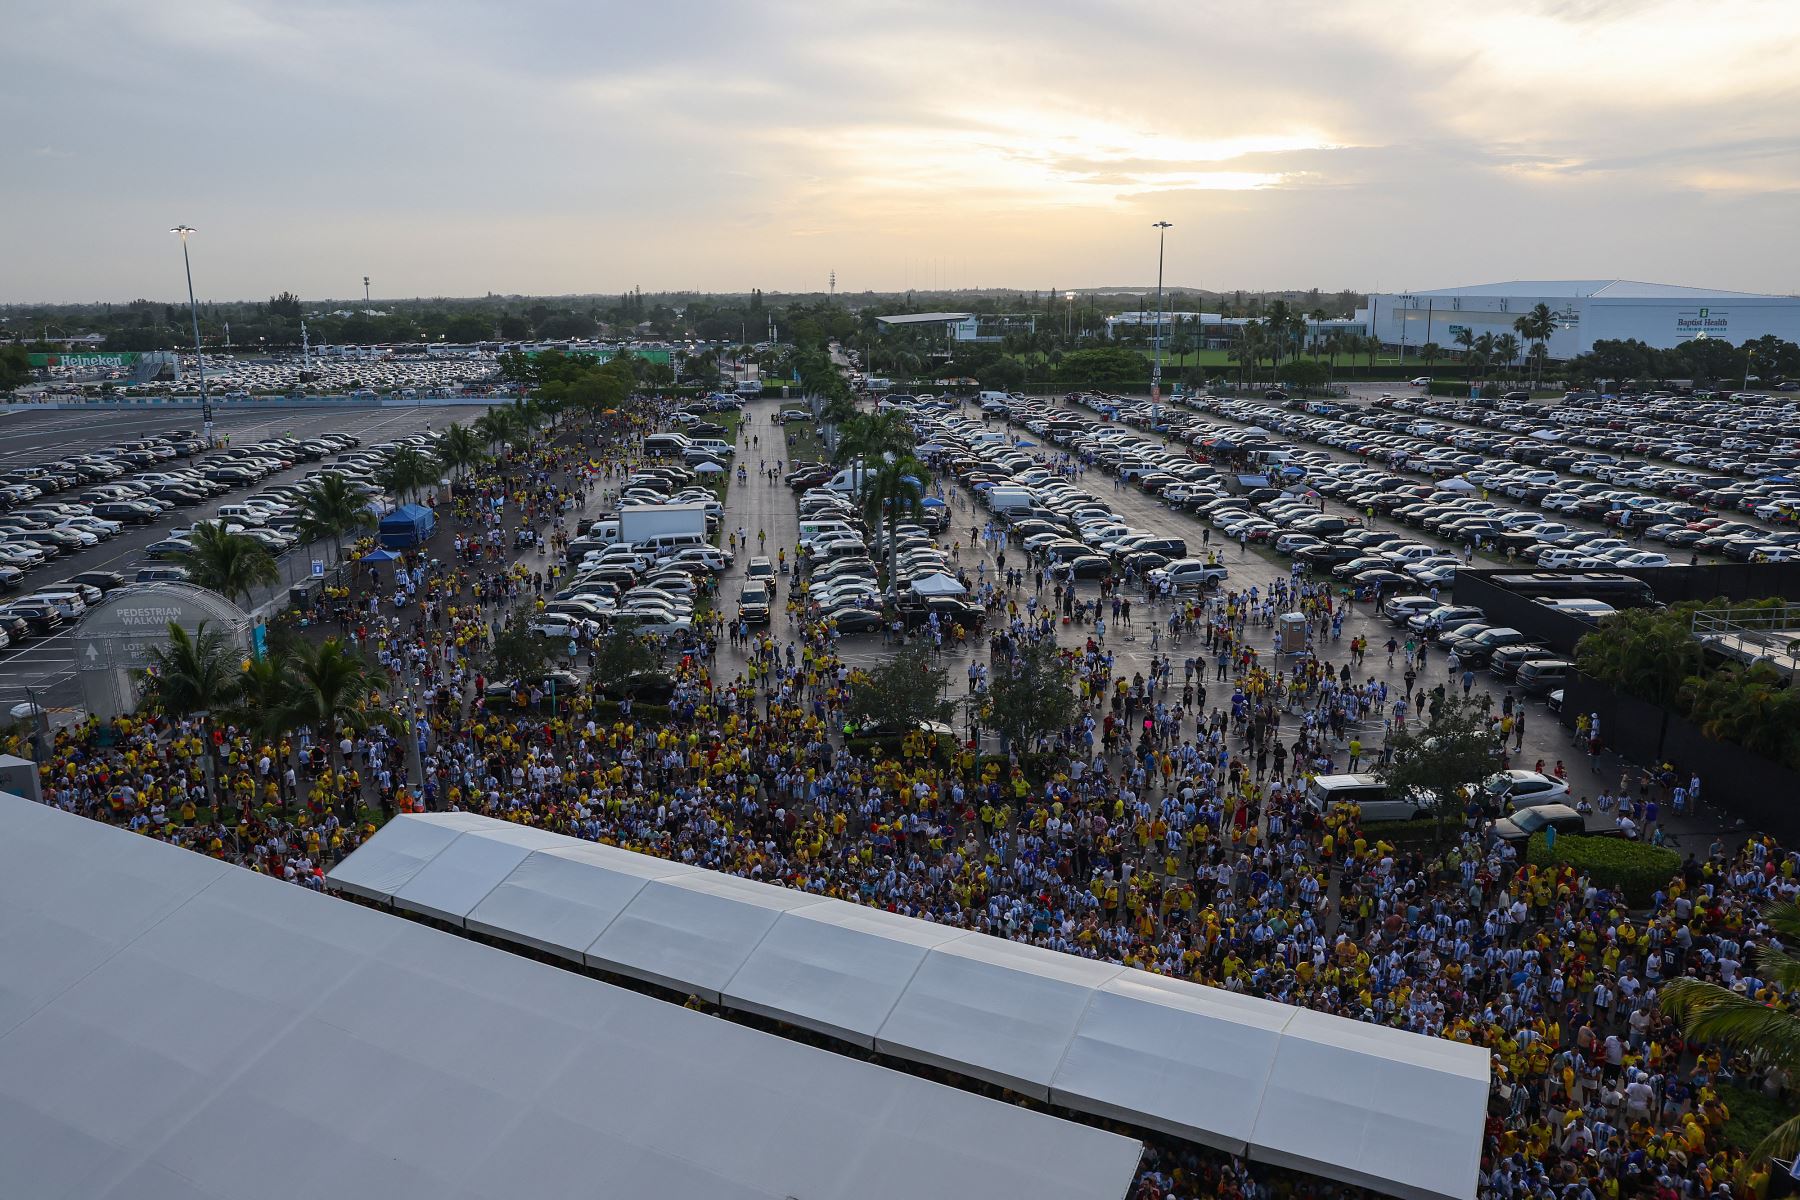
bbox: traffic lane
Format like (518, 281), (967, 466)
(0, 405), (490, 706)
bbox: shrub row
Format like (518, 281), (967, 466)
(1526, 833), (1680, 905)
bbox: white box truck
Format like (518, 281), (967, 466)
(571, 502), (711, 554)
(985, 485), (1034, 516)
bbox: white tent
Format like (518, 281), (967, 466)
(908, 570), (966, 596)
(331, 815), (1489, 1200)
(0, 795), (1144, 1200)
(1436, 476), (1478, 493)
(391, 822), (569, 925)
(311, 810), (490, 902)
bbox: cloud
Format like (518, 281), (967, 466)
(0, 0), (1796, 300)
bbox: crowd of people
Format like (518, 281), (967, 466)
(17, 397), (1794, 1200)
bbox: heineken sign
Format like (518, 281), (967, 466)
(28, 352), (140, 370)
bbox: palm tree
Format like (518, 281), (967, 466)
(1495, 333), (1522, 380)
(473, 408), (517, 452)
(1360, 333), (1381, 371)
(1263, 301), (1294, 375)
(1518, 303), (1557, 383)
(863, 455), (928, 597)
(285, 637), (404, 821)
(1661, 899), (1800, 1163)
(229, 647), (300, 748)
(140, 621), (241, 807)
(1308, 308), (1328, 361)
(376, 446), (440, 506)
(1419, 342), (1443, 374)
(1473, 333), (1499, 382)
(297, 474), (376, 566)
(1452, 328), (1476, 376)
(834, 409), (915, 465)
(175, 523), (279, 609)
(435, 422), (487, 482)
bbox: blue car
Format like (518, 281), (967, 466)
(142, 539), (192, 560)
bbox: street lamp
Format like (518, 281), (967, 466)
(1150, 221), (1173, 405)
(170, 225), (213, 445)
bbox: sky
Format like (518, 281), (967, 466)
(5, 0), (1800, 304)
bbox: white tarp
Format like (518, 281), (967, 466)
(464, 841), (695, 961)
(1050, 972), (1291, 1152)
(1250, 1009), (1491, 1200)
(873, 933), (1123, 1099)
(584, 871), (829, 1000)
(391, 822), (569, 925)
(0, 796), (1144, 1200)
(332, 815), (1489, 1200)
(722, 902), (969, 1047)
(908, 570), (966, 596)
(322, 810), (491, 902)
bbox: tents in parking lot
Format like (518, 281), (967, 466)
(378, 503), (436, 549)
(909, 571), (966, 597)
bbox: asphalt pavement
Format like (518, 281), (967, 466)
(0, 405), (491, 711)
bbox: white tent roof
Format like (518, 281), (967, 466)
(331, 814), (1489, 1200)
(0, 796), (1143, 1200)
(908, 570), (966, 596)
(321, 810), (492, 902)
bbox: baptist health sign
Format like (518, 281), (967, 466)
(1675, 307), (1730, 339)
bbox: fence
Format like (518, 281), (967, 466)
(1560, 671), (1800, 837)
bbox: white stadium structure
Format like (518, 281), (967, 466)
(1365, 280), (1800, 358)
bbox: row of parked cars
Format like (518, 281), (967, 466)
(0, 429), (382, 646)
(787, 484), (986, 631)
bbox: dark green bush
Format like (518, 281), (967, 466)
(1526, 834), (1680, 905)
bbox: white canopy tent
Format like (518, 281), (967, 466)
(908, 570), (966, 596)
(331, 814), (1489, 1200)
(0, 796), (1144, 1200)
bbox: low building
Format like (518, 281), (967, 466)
(1365, 280), (1800, 358)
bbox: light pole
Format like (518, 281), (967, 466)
(1150, 221), (1172, 405)
(364, 275), (371, 306)
(170, 226), (213, 445)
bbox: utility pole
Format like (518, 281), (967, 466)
(170, 225), (212, 444)
(1150, 221), (1173, 407)
(364, 275), (371, 306)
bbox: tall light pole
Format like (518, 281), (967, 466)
(170, 225), (212, 444)
(1150, 221), (1172, 405)
(364, 275), (371, 306)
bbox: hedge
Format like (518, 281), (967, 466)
(1526, 834), (1680, 905)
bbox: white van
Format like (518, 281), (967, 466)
(1306, 774), (1427, 822)
(27, 590), (88, 619)
(800, 520), (857, 546)
(642, 532), (709, 560)
(643, 433), (694, 457)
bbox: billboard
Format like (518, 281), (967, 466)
(1675, 307), (1730, 339)
(28, 352), (140, 370)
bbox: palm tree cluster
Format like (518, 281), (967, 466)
(139, 622), (402, 819)
(375, 445), (441, 506)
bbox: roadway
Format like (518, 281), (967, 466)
(0, 405), (491, 711)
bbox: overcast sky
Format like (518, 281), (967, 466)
(5, 0), (1799, 304)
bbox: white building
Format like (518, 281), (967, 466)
(1364, 280), (1800, 358)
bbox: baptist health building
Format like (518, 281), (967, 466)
(1363, 280), (1800, 358)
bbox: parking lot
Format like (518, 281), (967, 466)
(0, 405), (490, 711)
(715, 386), (1752, 849)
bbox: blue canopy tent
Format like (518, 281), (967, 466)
(378, 503), (436, 549)
(361, 548), (401, 564)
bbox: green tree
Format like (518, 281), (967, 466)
(443, 314), (493, 343)
(434, 422), (487, 481)
(1286, 360), (1328, 393)
(375, 445), (440, 505)
(491, 614), (550, 680)
(834, 408), (915, 465)
(1380, 693), (1500, 839)
(1453, 327), (1475, 376)
(1661, 899), (1800, 1164)
(1419, 342), (1442, 372)
(1575, 605), (1703, 707)
(139, 621), (242, 806)
(979, 641), (1081, 753)
(0, 346), (31, 390)
(286, 638), (403, 822)
(590, 626), (660, 696)
(863, 455), (928, 596)
(297, 474), (377, 565)
(174, 523), (279, 608)
(846, 643), (952, 732)
(229, 648), (300, 748)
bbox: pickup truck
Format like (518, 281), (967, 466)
(1146, 559), (1229, 590)
(1491, 803), (1622, 844)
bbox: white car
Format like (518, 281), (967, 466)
(1481, 769), (1572, 812)
(529, 615), (601, 640)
